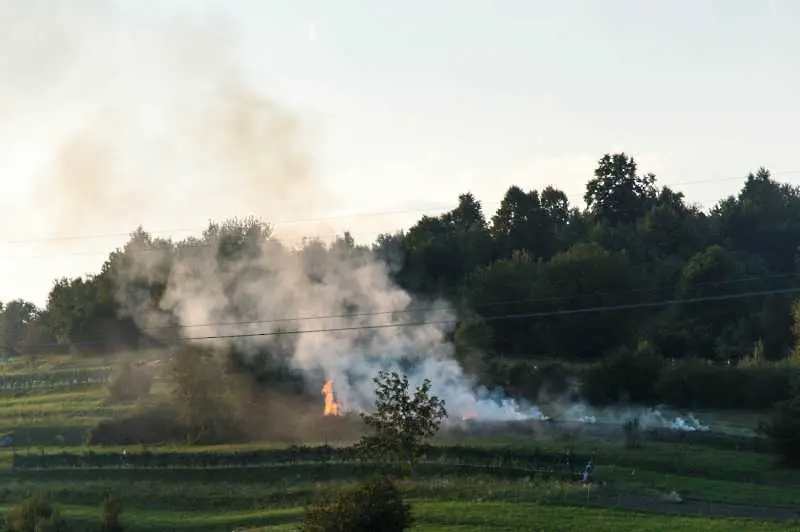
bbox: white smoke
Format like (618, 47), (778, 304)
(0, 2), (537, 422)
(558, 403), (710, 432)
(120, 233), (539, 422)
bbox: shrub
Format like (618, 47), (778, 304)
(583, 345), (664, 406)
(86, 404), (188, 446)
(759, 382), (800, 466)
(623, 417), (642, 449)
(100, 494), (123, 532)
(655, 362), (795, 410)
(299, 476), (412, 532)
(87, 400), (248, 446)
(3, 494), (69, 532)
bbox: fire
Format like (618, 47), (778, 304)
(321, 380), (343, 416)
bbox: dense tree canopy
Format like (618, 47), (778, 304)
(2, 152), (800, 408)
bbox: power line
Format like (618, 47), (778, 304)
(182, 286), (800, 340)
(133, 269), (798, 333)
(4, 169), (800, 249)
(10, 285), (800, 352)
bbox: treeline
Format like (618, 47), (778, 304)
(2, 153), (800, 407)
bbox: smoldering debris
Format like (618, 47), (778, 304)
(553, 404), (711, 432)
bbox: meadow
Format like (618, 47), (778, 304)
(0, 356), (798, 531)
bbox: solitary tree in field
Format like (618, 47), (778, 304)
(358, 371), (447, 473)
(167, 344), (229, 443)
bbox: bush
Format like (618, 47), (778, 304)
(488, 359), (575, 402)
(87, 402), (248, 446)
(581, 352), (797, 411)
(87, 404), (189, 445)
(583, 345), (664, 406)
(759, 383), (800, 466)
(2, 494), (69, 532)
(100, 494), (123, 532)
(655, 362), (795, 410)
(299, 476), (412, 532)
(623, 417), (642, 449)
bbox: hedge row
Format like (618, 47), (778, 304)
(494, 354), (799, 410)
(12, 445), (587, 471)
(582, 352), (798, 409)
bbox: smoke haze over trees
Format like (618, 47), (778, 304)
(3, 153), (800, 413)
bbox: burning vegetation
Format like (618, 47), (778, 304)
(322, 380), (343, 417)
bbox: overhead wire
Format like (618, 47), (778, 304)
(122, 269), (798, 333)
(3, 169), (800, 350)
(8, 284), (800, 352)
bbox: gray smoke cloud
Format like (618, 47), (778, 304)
(0, 1), (325, 244)
(0, 3), (541, 422)
(0, 2), (491, 420)
(119, 232), (544, 422)
(5, 4), (705, 430)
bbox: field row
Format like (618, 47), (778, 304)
(10, 445), (589, 472)
(0, 368), (111, 393)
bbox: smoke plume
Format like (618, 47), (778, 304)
(2, 4), (706, 431)
(119, 231), (543, 422)
(1, 2), (324, 244)
(0, 3), (539, 421)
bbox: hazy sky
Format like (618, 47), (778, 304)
(1, 0), (799, 306)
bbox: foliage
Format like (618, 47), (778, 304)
(623, 417), (642, 449)
(100, 494), (123, 532)
(86, 403), (191, 446)
(11, 444), (590, 471)
(790, 298), (800, 363)
(358, 371), (448, 471)
(0, 300), (41, 357)
(585, 153), (656, 225)
(582, 344), (664, 406)
(759, 381), (800, 466)
(2, 494), (69, 532)
(167, 345), (236, 444)
(6, 152), (800, 412)
(299, 476), (412, 532)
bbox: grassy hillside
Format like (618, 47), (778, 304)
(0, 356), (797, 531)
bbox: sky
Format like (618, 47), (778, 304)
(0, 0), (799, 306)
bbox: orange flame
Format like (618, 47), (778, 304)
(322, 380), (343, 416)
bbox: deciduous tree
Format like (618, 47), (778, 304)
(358, 371), (447, 472)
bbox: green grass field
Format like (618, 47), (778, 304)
(0, 356), (798, 531)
